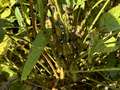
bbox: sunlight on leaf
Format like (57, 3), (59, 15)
(47, 9), (52, 17)
(1, 8), (11, 18)
(0, 35), (11, 56)
(104, 37), (116, 47)
(10, 0), (16, 7)
(0, 0), (9, 8)
(73, 0), (86, 10)
(0, 64), (16, 77)
(15, 7), (25, 33)
(0, 0), (15, 8)
(76, 0), (86, 9)
(66, 0), (71, 6)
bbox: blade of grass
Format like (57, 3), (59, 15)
(21, 30), (51, 80)
(83, 0), (110, 43)
(69, 67), (120, 73)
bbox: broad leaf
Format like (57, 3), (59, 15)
(21, 29), (51, 80)
(99, 4), (120, 31)
(89, 33), (118, 63)
(93, 37), (117, 54)
(1, 8), (11, 18)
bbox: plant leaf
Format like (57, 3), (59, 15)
(73, 0), (86, 10)
(1, 8), (11, 18)
(99, 4), (120, 31)
(0, 35), (11, 56)
(0, 19), (13, 27)
(104, 37), (116, 47)
(0, 19), (12, 42)
(37, 0), (46, 22)
(10, 0), (16, 7)
(15, 7), (25, 33)
(0, 28), (5, 43)
(21, 29), (51, 80)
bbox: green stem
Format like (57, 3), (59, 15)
(54, 0), (64, 24)
(69, 67), (120, 73)
(83, 0), (110, 43)
(77, 0), (104, 32)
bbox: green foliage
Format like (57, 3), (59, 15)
(0, 35), (11, 55)
(0, 0), (16, 8)
(36, 0), (47, 23)
(0, 64), (16, 77)
(9, 80), (30, 90)
(99, 4), (120, 31)
(1, 8), (11, 18)
(1, 0), (120, 89)
(21, 29), (51, 80)
(0, 19), (12, 42)
(0, 19), (13, 27)
(15, 7), (25, 33)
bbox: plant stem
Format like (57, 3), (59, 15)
(29, 0), (37, 38)
(69, 68), (120, 73)
(83, 0), (110, 43)
(42, 53), (59, 79)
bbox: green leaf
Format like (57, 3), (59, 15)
(66, 0), (71, 6)
(104, 37), (116, 47)
(9, 80), (26, 90)
(0, 64), (16, 77)
(47, 9), (52, 17)
(10, 0), (16, 7)
(0, 35), (11, 56)
(21, 29), (51, 80)
(0, 0), (15, 8)
(1, 8), (11, 18)
(0, 19), (12, 43)
(73, 0), (86, 10)
(99, 4), (120, 31)
(76, 0), (86, 9)
(0, 0), (9, 8)
(0, 19), (13, 27)
(70, 62), (79, 82)
(15, 7), (25, 32)
(37, 0), (45, 22)
(0, 28), (5, 43)
(93, 37), (117, 54)
(88, 33), (118, 63)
